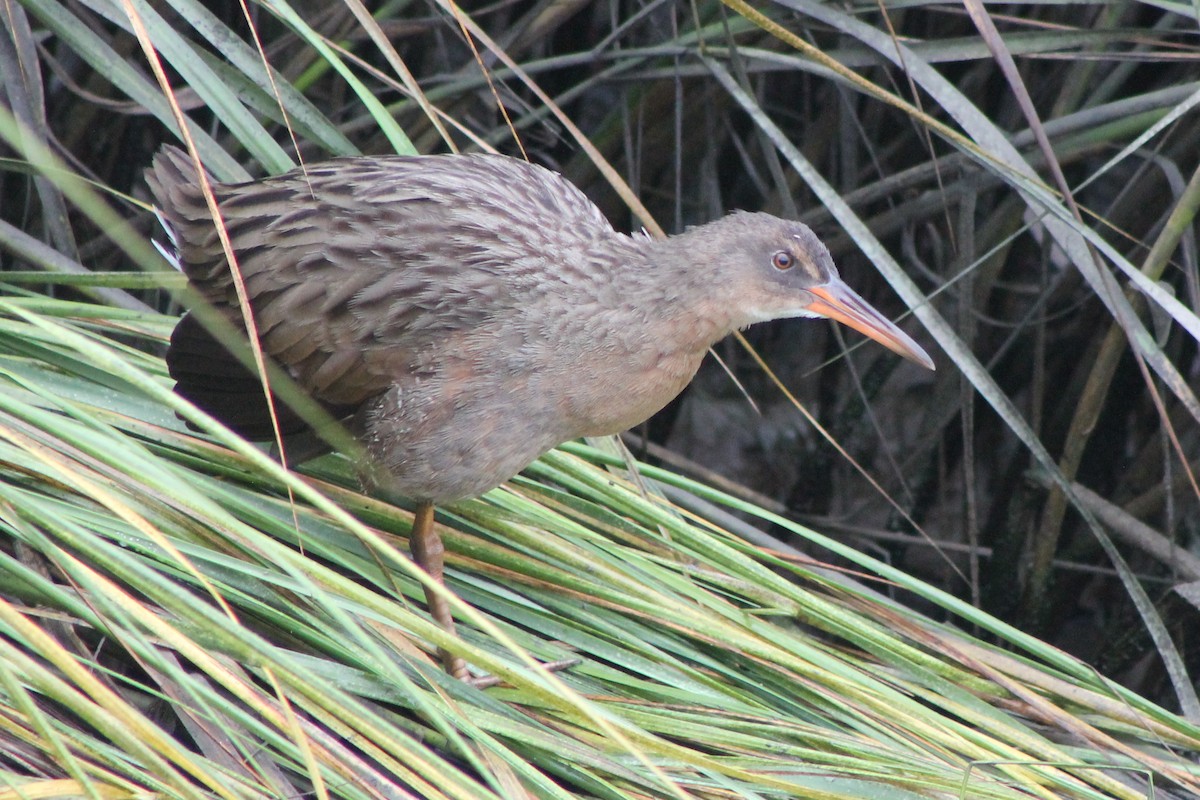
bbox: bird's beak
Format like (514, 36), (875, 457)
(808, 278), (935, 370)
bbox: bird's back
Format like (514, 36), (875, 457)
(149, 148), (622, 442)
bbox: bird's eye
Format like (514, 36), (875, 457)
(771, 251), (795, 271)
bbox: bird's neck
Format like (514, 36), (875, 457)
(634, 232), (746, 350)
(542, 232), (738, 438)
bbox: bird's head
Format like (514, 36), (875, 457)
(688, 212), (934, 370)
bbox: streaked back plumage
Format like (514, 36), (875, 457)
(151, 148), (629, 440)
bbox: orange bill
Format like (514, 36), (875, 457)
(808, 279), (935, 370)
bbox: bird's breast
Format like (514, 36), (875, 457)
(546, 316), (713, 437)
(359, 280), (723, 500)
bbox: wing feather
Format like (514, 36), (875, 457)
(149, 146), (618, 437)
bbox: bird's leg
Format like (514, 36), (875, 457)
(408, 502), (469, 680)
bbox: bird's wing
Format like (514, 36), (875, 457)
(148, 148), (615, 437)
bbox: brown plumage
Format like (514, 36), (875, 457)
(148, 145), (932, 677)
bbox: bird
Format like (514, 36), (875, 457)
(148, 145), (933, 679)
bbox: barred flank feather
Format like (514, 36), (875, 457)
(166, 314), (312, 438)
